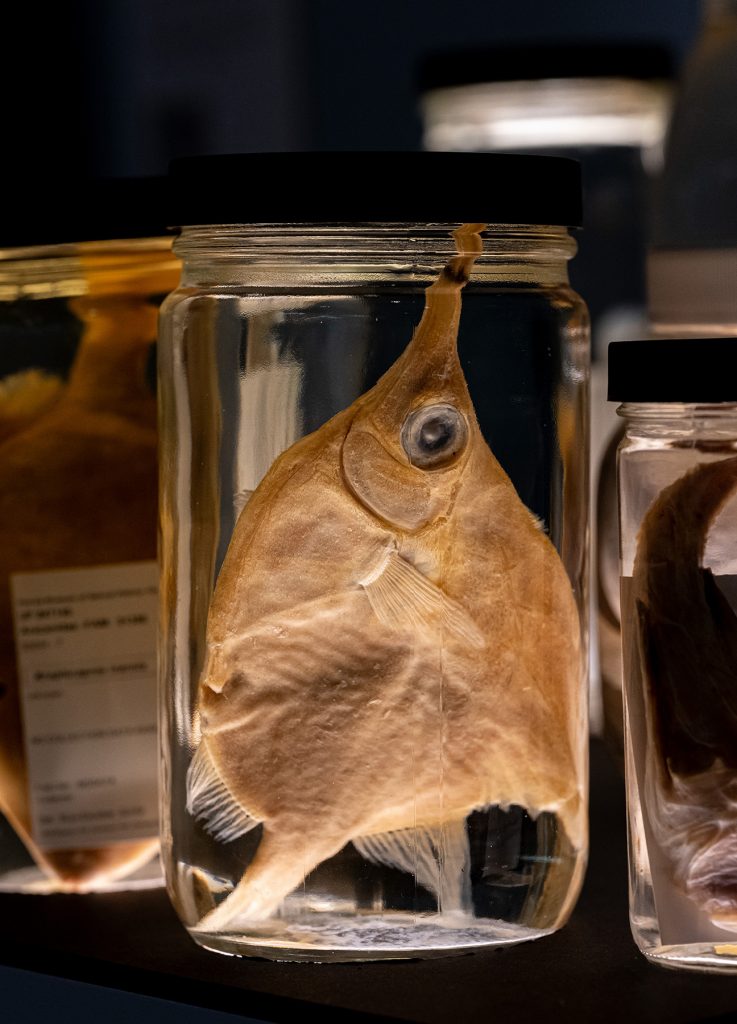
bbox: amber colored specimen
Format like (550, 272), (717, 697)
(0, 371), (63, 445)
(0, 246), (179, 891)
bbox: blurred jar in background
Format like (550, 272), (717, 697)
(420, 42), (673, 345)
(599, 0), (737, 759)
(611, 339), (737, 972)
(0, 178), (179, 893)
(649, 0), (737, 335)
(420, 42), (674, 735)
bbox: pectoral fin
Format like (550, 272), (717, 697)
(360, 549), (484, 648)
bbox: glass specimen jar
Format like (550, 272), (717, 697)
(0, 179), (180, 893)
(612, 338), (737, 971)
(159, 152), (590, 961)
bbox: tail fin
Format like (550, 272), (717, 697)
(194, 829), (344, 932)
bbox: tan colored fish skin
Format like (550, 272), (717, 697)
(0, 295), (161, 890)
(633, 455), (737, 924)
(193, 225), (584, 930)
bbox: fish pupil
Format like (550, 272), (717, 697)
(420, 417), (453, 452)
(401, 403), (468, 469)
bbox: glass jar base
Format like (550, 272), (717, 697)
(0, 858), (163, 895)
(642, 943), (737, 974)
(189, 912), (552, 963)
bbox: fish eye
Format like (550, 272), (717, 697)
(400, 403), (468, 469)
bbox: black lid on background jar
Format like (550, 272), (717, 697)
(168, 152), (583, 228)
(419, 42), (675, 92)
(608, 339), (737, 403)
(0, 177), (170, 248)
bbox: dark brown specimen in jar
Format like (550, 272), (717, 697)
(634, 453), (737, 924)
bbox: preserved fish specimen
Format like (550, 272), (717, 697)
(188, 223), (585, 931)
(0, 290), (160, 890)
(634, 454), (737, 926)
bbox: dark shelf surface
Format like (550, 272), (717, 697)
(2, 741), (737, 1023)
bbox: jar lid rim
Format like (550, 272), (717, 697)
(608, 339), (737, 403)
(0, 177), (170, 249)
(167, 152), (582, 228)
(418, 41), (675, 92)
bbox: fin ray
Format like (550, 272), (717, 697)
(353, 818), (472, 913)
(360, 550), (484, 648)
(186, 741), (262, 843)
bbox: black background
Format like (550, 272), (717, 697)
(1, 0), (700, 178)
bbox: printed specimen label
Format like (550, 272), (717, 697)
(11, 562), (159, 850)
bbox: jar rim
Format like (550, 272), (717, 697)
(617, 402), (737, 419)
(0, 236), (174, 262)
(172, 224), (578, 270)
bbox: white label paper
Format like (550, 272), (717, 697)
(11, 562), (159, 850)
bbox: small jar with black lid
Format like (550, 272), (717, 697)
(159, 152), (589, 960)
(610, 338), (737, 972)
(0, 178), (180, 894)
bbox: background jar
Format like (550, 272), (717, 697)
(159, 152), (590, 961)
(611, 338), (737, 972)
(599, 2), (737, 765)
(0, 178), (180, 894)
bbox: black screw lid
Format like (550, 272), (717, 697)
(168, 152), (582, 228)
(419, 41), (676, 93)
(608, 339), (737, 403)
(0, 177), (171, 249)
